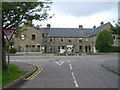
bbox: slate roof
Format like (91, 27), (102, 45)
(90, 22), (111, 37)
(40, 22), (111, 38)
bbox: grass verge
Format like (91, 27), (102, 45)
(2, 64), (28, 88)
(54, 53), (59, 56)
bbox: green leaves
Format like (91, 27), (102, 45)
(111, 22), (120, 35)
(2, 2), (52, 29)
(95, 30), (114, 52)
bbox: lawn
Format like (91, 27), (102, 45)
(2, 64), (28, 88)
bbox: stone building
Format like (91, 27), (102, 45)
(14, 22), (43, 52)
(14, 22), (117, 54)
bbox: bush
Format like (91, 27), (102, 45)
(99, 46), (120, 53)
(54, 53), (59, 56)
(10, 48), (17, 54)
(95, 30), (114, 51)
(86, 52), (93, 55)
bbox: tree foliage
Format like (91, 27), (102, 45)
(2, 2), (52, 30)
(111, 21), (120, 35)
(95, 30), (114, 52)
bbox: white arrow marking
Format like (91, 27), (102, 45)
(55, 61), (65, 65)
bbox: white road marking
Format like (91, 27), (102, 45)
(71, 72), (76, 80)
(68, 60), (79, 88)
(67, 60), (70, 63)
(55, 61), (65, 65)
(74, 80), (79, 88)
(71, 72), (79, 88)
(69, 63), (72, 70)
(9, 60), (45, 62)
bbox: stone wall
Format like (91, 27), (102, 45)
(14, 24), (43, 52)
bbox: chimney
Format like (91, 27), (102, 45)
(79, 25), (83, 29)
(47, 24), (51, 28)
(100, 21), (104, 25)
(93, 25), (96, 28)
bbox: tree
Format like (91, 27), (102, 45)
(95, 30), (114, 52)
(2, 1), (53, 68)
(111, 21), (120, 35)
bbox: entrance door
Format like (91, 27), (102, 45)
(45, 46), (47, 53)
(67, 45), (73, 53)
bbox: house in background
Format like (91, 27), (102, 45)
(14, 21), (43, 53)
(14, 21), (116, 54)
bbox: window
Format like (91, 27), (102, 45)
(62, 46), (65, 49)
(80, 46), (82, 49)
(20, 34), (26, 40)
(37, 45), (40, 48)
(49, 38), (52, 41)
(113, 36), (115, 40)
(26, 45), (28, 48)
(79, 38), (82, 42)
(44, 38), (47, 42)
(58, 46), (60, 49)
(85, 38), (88, 42)
(49, 46), (53, 52)
(61, 38), (64, 41)
(117, 37), (120, 40)
(79, 46), (82, 52)
(32, 34), (35, 40)
(69, 38), (72, 42)
(32, 45), (35, 48)
(79, 40), (82, 43)
(58, 46), (60, 52)
(49, 47), (53, 51)
(79, 38), (82, 40)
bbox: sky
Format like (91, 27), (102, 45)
(33, 0), (119, 28)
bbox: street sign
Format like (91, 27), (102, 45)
(2, 29), (15, 42)
(2, 29), (15, 75)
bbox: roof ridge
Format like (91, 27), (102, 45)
(90, 22), (112, 37)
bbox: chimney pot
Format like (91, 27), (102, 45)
(100, 21), (104, 25)
(47, 24), (51, 28)
(79, 25), (83, 29)
(93, 25), (96, 28)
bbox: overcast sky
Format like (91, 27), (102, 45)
(33, 1), (119, 28)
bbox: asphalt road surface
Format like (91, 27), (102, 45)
(9, 55), (118, 88)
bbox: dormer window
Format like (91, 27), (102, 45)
(79, 38), (82, 42)
(79, 38), (82, 40)
(85, 38), (88, 42)
(69, 38), (72, 42)
(61, 38), (64, 41)
(49, 38), (52, 41)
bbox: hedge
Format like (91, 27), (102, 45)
(99, 46), (120, 53)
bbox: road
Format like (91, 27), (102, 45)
(9, 55), (118, 88)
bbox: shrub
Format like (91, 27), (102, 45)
(10, 48), (17, 54)
(54, 53), (59, 56)
(95, 30), (114, 51)
(99, 46), (120, 53)
(86, 52), (93, 55)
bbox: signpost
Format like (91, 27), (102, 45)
(2, 29), (16, 75)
